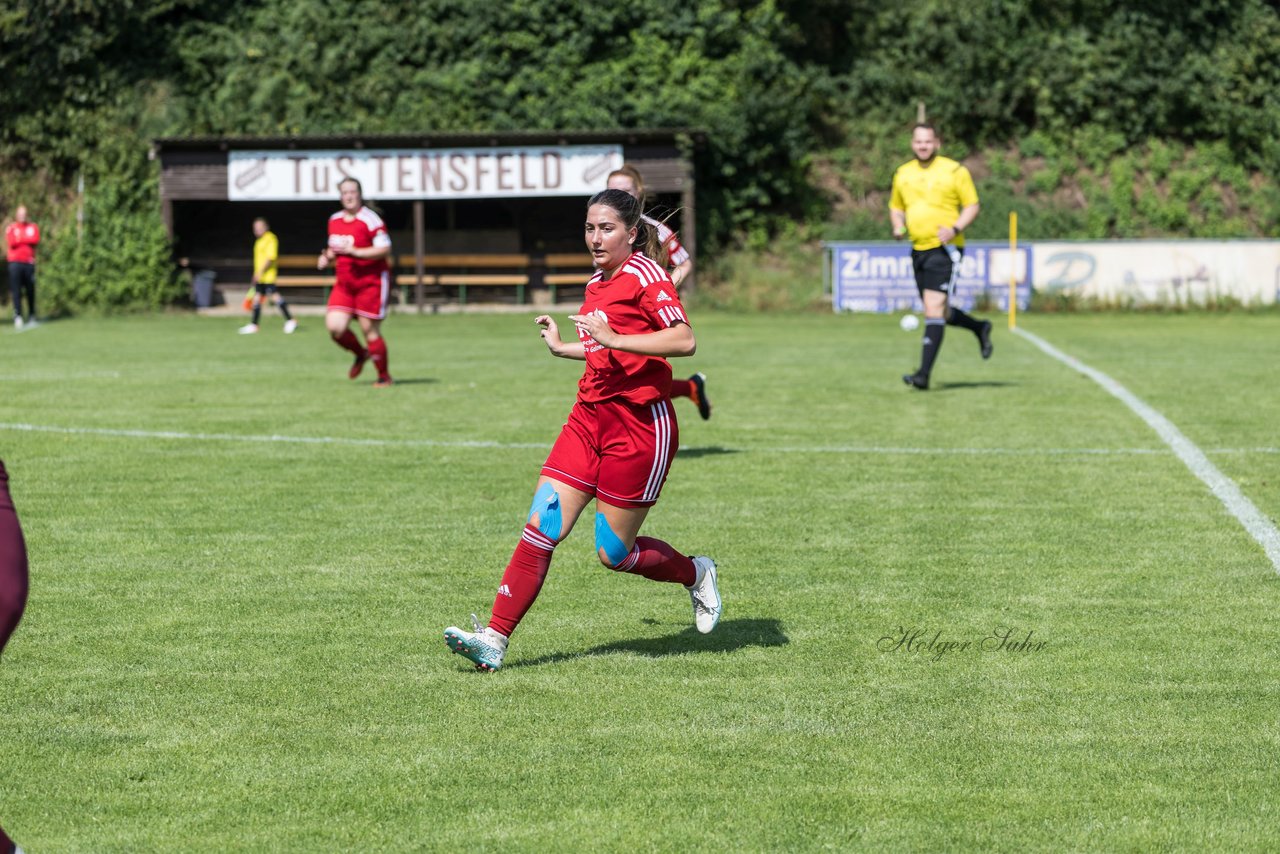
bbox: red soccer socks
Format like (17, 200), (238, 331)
(616, 536), (696, 586)
(366, 335), (390, 383)
(487, 525), (556, 638)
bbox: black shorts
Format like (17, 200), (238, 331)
(912, 246), (963, 295)
(253, 283), (279, 296)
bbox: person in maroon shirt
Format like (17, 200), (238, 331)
(0, 460), (30, 854)
(443, 188), (722, 672)
(5, 205), (40, 330)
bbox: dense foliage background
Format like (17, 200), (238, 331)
(1, 0), (1277, 311)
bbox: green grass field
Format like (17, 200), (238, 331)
(1, 310), (1278, 851)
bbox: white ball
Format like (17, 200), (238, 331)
(899, 314), (920, 332)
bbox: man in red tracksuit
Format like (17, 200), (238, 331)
(5, 206), (40, 330)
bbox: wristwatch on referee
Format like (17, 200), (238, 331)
(951, 223), (963, 235)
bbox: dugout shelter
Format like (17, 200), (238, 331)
(153, 130), (702, 309)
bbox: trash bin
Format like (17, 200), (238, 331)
(193, 269), (217, 308)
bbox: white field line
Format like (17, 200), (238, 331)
(1, 420), (1276, 458)
(0, 422), (546, 450)
(1015, 326), (1280, 573)
(767, 444), (1163, 456)
(0, 370), (122, 380)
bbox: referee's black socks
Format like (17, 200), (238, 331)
(947, 306), (983, 333)
(919, 319), (945, 377)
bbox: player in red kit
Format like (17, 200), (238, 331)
(316, 178), (393, 386)
(606, 166), (711, 420)
(0, 460), (30, 854)
(443, 188), (722, 672)
(5, 205), (40, 330)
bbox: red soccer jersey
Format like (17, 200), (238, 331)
(5, 221), (39, 264)
(575, 252), (690, 405)
(327, 206), (391, 285)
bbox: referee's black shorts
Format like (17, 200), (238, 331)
(912, 245), (963, 295)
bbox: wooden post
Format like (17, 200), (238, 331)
(413, 200), (426, 313)
(1008, 211), (1018, 329)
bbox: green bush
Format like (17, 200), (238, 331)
(821, 120), (1276, 247)
(36, 110), (180, 315)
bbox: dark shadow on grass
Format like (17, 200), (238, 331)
(380, 377), (437, 386)
(677, 445), (741, 459)
(933, 380), (1015, 391)
(504, 617), (788, 670)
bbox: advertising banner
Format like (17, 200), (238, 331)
(827, 242), (1032, 313)
(827, 240), (1280, 311)
(228, 145), (623, 201)
(1031, 241), (1280, 306)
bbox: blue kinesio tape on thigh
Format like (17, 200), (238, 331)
(594, 512), (630, 567)
(527, 482), (562, 541)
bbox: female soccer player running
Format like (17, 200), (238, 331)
(443, 189), (722, 672)
(317, 178), (393, 386)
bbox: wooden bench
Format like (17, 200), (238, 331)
(425, 253), (530, 305)
(196, 251), (584, 307)
(272, 254), (415, 305)
(271, 254), (341, 300)
(541, 253), (595, 303)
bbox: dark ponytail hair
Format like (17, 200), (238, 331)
(587, 188), (668, 267)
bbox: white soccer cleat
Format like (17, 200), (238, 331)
(283, 319), (298, 334)
(444, 614), (508, 672)
(238, 323), (259, 334)
(686, 556), (722, 634)
(13, 316), (22, 330)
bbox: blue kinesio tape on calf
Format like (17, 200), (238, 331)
(594, 512), (630, 567)
(527, 482), (562, 541)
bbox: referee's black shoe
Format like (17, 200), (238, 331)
(902, 372), (929, 390)
(688, 372), (712, 420)
(979, 320), (994, 360)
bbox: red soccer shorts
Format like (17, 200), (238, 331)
(328, 272), (390, 320)
(541, 398), (679, 508)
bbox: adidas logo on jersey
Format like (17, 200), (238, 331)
(656, 290), (673, 302)
(497, 584), (512, 598)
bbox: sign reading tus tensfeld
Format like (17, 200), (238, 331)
(228, 145), (623, 201)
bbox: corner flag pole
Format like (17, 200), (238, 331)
(1008, 211), (1018, 330)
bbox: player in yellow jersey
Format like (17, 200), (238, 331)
(890, 123), (992, 390)
(239, 217), (297, 334)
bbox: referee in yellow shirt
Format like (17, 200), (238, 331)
(239, 217), (297, 334)
(890, 123), (992, 390)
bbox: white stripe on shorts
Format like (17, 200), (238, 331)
(642, 400), (673, 502)
(943, 244), (961, 294)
